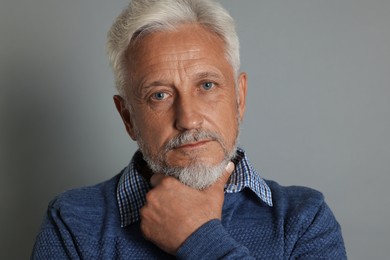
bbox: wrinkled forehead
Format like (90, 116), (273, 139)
(125, 24), (234, 85)
(127, 24), (228, 65)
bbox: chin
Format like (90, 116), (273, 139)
(164, 158), (229, 190)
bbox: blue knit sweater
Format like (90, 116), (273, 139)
(32, 174), (346, 259)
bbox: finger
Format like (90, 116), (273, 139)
(210, 161), (235, 191)
(221, 161), (235, 183)
(225, 161), (235, 174)
(150, 172), (165, 187)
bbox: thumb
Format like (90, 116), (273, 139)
(150, 172), (165, 187)
(211, 161), (235, 191)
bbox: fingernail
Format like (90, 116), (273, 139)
(225, 161), (234, 172)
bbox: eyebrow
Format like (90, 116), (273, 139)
(135, 80), (171, 97)
(193, 71), (224, 81)
(143, 81), (171, 88)
(135, 71), (224, 95)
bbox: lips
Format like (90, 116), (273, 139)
(175, 139), (211, 149)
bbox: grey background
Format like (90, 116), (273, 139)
(1, 0), (389, 259)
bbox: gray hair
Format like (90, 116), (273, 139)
(107, 0), (240, 98)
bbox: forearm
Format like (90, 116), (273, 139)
(176, 219), (255, 260)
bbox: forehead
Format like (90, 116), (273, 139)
(126, 24), (233, 83)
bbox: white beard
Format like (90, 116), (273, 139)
(145, 154), (232, 190)
(136, 128), (238, 190)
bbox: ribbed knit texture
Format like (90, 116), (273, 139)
(32, 174), (346, 259)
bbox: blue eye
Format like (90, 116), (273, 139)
(201, 82), (214, 90)
(152, 92), (167, 100)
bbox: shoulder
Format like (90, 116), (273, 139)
(32, 173), (125, 258)
(265, 179), (327, 221)
(266, 179), (324, 203)
(264, 180), (346, 258)
(52, 174), (120, 207)
(47, 173), (122, 226)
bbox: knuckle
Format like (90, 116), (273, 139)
(145, 190), (157, 203)
(140, 221), (150, 239)
(160, 176), (176, 187)
(139, 206), (147, 217)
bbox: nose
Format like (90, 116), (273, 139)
(174, 95), (203, 131)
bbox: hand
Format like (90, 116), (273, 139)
(140, 162), (235, 255)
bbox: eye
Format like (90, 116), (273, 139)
(201, 82), (215, 90)
(151, 92), (168, 101)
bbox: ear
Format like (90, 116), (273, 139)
(113, 95), (137, 141)
(237, 72), (248, 121)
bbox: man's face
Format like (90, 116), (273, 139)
(115, 24), (247, 188)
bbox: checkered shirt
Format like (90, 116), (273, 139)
(117, 148), (273, 227)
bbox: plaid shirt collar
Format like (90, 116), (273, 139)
(117, 148), (273, 227)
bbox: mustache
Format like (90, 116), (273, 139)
(163, 129), (225, 153)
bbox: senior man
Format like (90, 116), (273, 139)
(32, 0), (346, 259)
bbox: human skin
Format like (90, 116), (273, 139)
(141, 163), (234, 254)
(114, 24), (247, 169)
(113, 24), (247, 254)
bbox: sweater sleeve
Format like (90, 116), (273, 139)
(291, 201), (347, 259)
(31, 204), (80, 260)
(176, 219), (255, 260)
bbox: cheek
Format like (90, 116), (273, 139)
(204, 95), (239, 140)
(133, 109), (174, 151)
